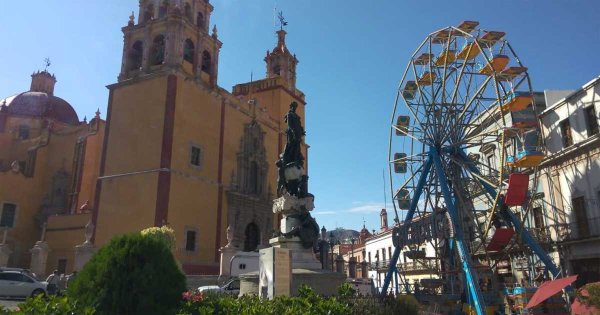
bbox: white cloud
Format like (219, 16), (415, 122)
(345, 202), (386, 214)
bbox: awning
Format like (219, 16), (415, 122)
(525, 275), (577, 309)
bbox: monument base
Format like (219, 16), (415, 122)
(240, 236), (345, 297)
(74, 242), (96, 272)
(269, 236), (321, 270)
(240, 269), (345, 297)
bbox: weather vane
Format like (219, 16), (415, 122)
(44, 58), (51, 71)
(277, 11), (288, 31)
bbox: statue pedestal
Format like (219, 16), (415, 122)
(0, 244), (12, 267)
(30, 241), (49, 278)
(241, 195), (345, 297)
(219, 246), (238, 278)
(269, 236), (321, 270)
(273, 195), (314, 234)
(74, 241), (96, 272)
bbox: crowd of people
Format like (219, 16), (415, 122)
(45, 270), (77, 295)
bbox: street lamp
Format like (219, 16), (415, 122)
(329, 232), (335, 272)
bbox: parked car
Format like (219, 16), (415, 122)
(197, 277), (240, 296)
(0, 270), (47, 298)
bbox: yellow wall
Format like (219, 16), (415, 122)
(94, 76), (169, 246)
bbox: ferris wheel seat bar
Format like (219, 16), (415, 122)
(504, 173), (529, 206)
(507, 151), (544, 168)
(435, 50), (457, 66)
(501, 91), (534, 112)
(478, 55), (510, 75)
(417, 72), (436, 85)
(486, 227), (515, 252)
(497, 66), (528, 81)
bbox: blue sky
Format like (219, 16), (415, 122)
(1, 1), (599, 234)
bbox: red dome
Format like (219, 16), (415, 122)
(1, 91), (79, 125)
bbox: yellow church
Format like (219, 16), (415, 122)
(0, 0), (308, 276)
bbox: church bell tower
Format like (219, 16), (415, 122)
(265, 29), (298, 91)
(118, 0), (222, 87)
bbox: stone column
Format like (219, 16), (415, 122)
(219, 246), (237, 278)
(0, 229), (12, 267)
(361, 261), (369, 279)
(73, 220), (96, 272)
(30, 241), (49, 278)
(74, 242), (96, 272)
(0, 245), (12, 267)
(335, 255), (345, 274)
(348, 257), (357, 278)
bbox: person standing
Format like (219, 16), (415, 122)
(46, 270), (59, 295)
(67, 270), (78, 288)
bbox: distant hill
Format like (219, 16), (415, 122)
(327, 228), (360, 243)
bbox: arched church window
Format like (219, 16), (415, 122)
(196, 12), (204, 28)
(201, 50), (211, 73)
(151, 35), (165, 65)
(183, 39), (195, 64)
(129, 41), (144, 70)
(184, 3), (193, 21)
(249, 161), (259, 194)
(244, 222), (260, 252)
(143, 4), (154, 22)
(158, 1), (169, 18)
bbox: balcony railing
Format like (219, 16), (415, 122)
(551, 216), (600, 242)
(368, 259), (437, 273)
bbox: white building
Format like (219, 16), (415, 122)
(364, 209), (438, 295)
(538, 76), (600, 287)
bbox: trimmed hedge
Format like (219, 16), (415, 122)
(67, 232), (186, 315)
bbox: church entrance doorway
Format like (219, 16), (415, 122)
(244, 222), (260, 251)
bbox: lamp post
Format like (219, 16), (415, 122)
(329, 232), (335, 272)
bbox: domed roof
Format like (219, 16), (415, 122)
(1, 91), (79, 125)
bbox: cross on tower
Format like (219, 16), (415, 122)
(44, 58), (51, 72)
(277, 11), (288, 31)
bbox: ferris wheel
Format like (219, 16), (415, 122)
(385, 21), (560, 314)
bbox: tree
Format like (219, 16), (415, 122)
(68, 232), (186, 314)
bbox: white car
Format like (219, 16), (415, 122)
(0, 270), (47, 298)
(197, 278), (240, 296)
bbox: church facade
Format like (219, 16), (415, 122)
(0, 0), (307, 275)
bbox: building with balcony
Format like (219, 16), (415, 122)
(364, 209), (438, 294)
(538, 76), (600, 287)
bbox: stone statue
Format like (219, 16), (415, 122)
(84, 220), (94, 245)
(225, 224), (234, 248)
(282, 102), (305, 167)
(277, 102), (310, 198)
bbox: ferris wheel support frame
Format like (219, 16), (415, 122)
(381, 154), (433, 295)
(455, 149), (561, 278)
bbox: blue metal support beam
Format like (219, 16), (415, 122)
(455, 149), (560, 278)
(381, 152), (433, 295)
(431, 147), (486, 315)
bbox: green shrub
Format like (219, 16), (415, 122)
(177, 286), (350, 315)
(141, 226), (176, 249)
(337, 282), (356, 298)
(577, 282), (600, 310)
(68, 232), (186, 315)
(9, 295), (95, 315)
